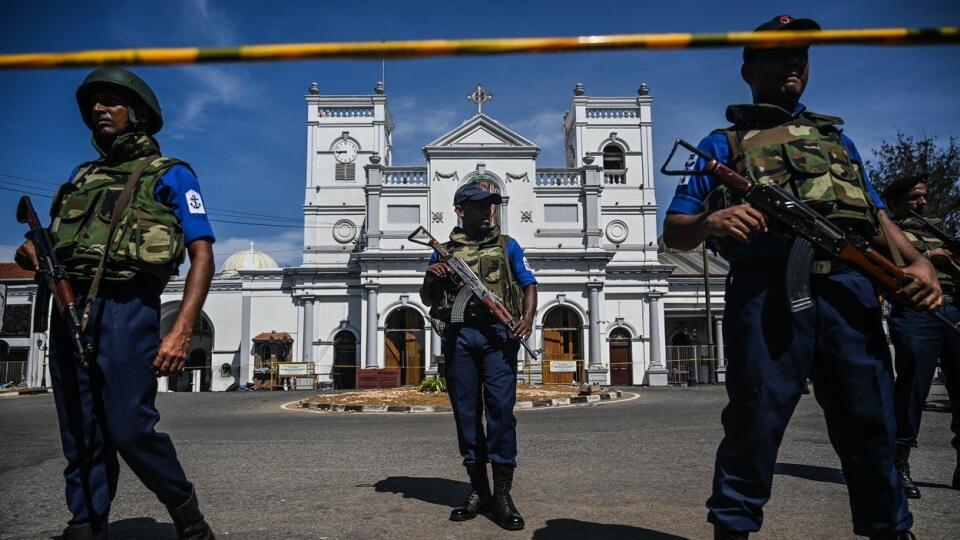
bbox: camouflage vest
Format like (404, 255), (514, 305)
(428, 226), (524, 324)
(50, 132), (186, 284)
(895, 216), (960, 290)
(705, 104), (878, 248)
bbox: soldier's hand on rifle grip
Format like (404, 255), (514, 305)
(900, 258), (943, 312)
(425, 262), (454, 283)
(15, 240), (40, 272)
(511, 317), (533, 341)
(704, 204), (769, 243)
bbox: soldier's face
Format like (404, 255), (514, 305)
(903, 183), (928, 213)
(457, 199), (497, 229)
(88, 91), (131, 137)
(743, 47), (809, 105)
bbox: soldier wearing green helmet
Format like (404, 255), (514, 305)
(16, 66), (217, 539)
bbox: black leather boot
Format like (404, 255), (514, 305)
(449, 465), (491, 521)
(167, 488), (216, 540)
(62, 520), (108, 540)
(953, 448), (959, 490)
(895, 445), (921, 499)
(713, 525), (748, 539)
(491, 463), (524, 531)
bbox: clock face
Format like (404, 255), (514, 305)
(333, 139), (359, 163)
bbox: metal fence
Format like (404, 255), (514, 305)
(666, 345), (716, 385)
(0, 361), (28, 386)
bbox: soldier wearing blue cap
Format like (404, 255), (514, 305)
(663, 15), (942, 540)
(419, 181), (537, 531)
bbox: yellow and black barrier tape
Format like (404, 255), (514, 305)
(1, 27), (958, 69)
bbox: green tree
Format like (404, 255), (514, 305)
(866, 132), (960, 236)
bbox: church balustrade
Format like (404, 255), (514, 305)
(383, 167), (428, 186)
(319, 107), (374, 118)
(603, 169), (627, 185)
(535, 169), (582, 187)
(585, 108), (639, 119)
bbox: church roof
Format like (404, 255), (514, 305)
(423, 114), (540, 158)
(219, 243), (280, 274)
(0, 263), (34, 281)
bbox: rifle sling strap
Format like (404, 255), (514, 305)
(80, 154), (160, 333)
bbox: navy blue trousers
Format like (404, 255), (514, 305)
(49, 282), (192, 525)
(443, 322), (520, 472)
(707, 261), (911, 536)
(889, 302), (960, 451)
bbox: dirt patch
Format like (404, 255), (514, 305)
(303, 383), (583, 407)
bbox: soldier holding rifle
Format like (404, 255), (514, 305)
(15, 67), (216, 539)
(662, 15), (941, 540)
(883, 174), (960, 497)
(417, 182), (537, 531)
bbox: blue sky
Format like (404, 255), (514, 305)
(1, 0), (958, 267)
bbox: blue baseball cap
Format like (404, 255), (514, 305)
(454, 183), (502, 206)
(744, 15), (821, 61)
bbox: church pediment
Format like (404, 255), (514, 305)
(424, 114), (539, 158)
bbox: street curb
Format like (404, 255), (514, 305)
(297, 390), (624, 413)
(0, 388), (53, 399)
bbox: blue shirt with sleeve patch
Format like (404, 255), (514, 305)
(428, 235), (537, 288)
(665, 103), (882, 261)
(153, 164), (216, 245)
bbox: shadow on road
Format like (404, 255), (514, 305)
(371, 476), (467, 507)
(52, 518), (176, 539)
(775, 462), (845, 485)
(532, 519), (687, 539)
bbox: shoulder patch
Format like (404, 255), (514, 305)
(185, 189), (206, 214)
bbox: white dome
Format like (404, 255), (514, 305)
(220, 243), (280, 274)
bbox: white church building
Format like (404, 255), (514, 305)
(6, 82), (727, 392)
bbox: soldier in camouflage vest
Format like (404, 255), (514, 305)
(420, 182), (537, 531)
(663, 15), (942, 540)
(883, 174), (960, 498)
(15, 67), (216, 540)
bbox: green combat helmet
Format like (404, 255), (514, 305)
(76, 67), (163, 134)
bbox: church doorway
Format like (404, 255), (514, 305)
(542, 306), (584, 384)
(333, 330), (358, 389)
(384, 308), (425, 386)
(608, 327), (633, 386)
(161, 311), (214, 392)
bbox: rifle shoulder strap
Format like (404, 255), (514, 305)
(80, 154), (160, 332)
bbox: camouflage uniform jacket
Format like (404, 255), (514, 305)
(428, 226), (524, 324)
(50, 132), (186, 284)
(706, 103), (879, 242)
(895, 216), (960, 291)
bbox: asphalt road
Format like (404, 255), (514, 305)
(0, 385), (956, 539)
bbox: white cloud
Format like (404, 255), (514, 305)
(510, 109), (564, 154)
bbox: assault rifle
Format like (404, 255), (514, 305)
(909, 210), (960, 254)
(408, 226), (543, 359)
(661, 139), (960, 336)
(16, 196), (91, 368)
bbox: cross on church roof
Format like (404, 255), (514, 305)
(467, 84), (493, 114)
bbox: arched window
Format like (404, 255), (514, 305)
(602, 144), (625, 170)
(384, 308), (425, 386)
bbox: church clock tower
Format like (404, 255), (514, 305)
(303, 81), (393, 265)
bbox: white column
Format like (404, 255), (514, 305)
(586, 282), (606, 384)
(714, 318), (726, 383)
(238, 295), (252, 388)
(157, 375), (169, 392)
(364, 284), (379, 368)
(191, 369), (201, 393)
(646, 294), (668, 386)
(429, 324), (442, 375)
(302, 297), (315, 362)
